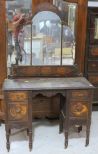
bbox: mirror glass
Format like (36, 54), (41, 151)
(6, 0), (77, 75)
(94, 18), (98, 39)
(6, 0), (32, 75)
(32, 11), (61, 65)
(54, 0), (77, 65)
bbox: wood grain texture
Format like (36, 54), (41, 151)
(0, 0), (6, 120)
(32, 0), (88, 73)
(75, 0), (88, 72)
(32, 0), (53, 11)
(85, 8), (98, 101)
(0, 0), (88, 120)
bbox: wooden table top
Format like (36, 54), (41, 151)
(3, 77), (94, 91)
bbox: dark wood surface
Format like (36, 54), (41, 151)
(85, 7), (98, 102)
(3, 77), (94, 91)
(10, 65), (81, 78)
(3, 76), (94, 150)
(0, 0), (6, 121)
(9, 65), (82, 118)
(0, 0), (88, 120)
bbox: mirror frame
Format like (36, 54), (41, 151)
(29, 2), (75, 66)
(32, 0), (88, 72)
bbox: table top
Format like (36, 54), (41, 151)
(3, 77), (94, 91)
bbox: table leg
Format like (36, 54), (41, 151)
(85, 121), (90, 146)
(59, 113), (63, 134)
(6, 127), (10, 152)
(64, 91), (69, 148)
(29, 129), (32, 151)
(64, 120), (69, 148)
(59, 95), (65, 134)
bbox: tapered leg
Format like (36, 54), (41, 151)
(64, 91), (69, 149)
(59, 95), (65, 134)
(64, 119), (69, 149)
(6, 129), (10, 152)
(85, 121), (90, 146)
(59, 113), (63, 134)
(29, 129), (32, 151)
(65, 130), (68, 148)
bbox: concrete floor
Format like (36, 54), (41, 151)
(0, 112), (98, 154)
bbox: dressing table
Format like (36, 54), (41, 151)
(3, 77), (94, 151)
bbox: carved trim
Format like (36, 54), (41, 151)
(32, 2), (62, 19)
(32, 91), (65, 98)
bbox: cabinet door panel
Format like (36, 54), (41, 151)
(69, 101), (88, 118)
(8, 103), (28, 121)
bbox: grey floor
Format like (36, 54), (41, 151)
(0, 112), (98, 154)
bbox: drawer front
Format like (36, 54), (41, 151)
(6, 91), (28, 102)
(69, 101), (89, 118)
(70, 90), (90, 101)
(8, 103), (28, 121)
(89, 46), (98, 58)
(88, 61), (98, 72)
(88, 74), (98, 86)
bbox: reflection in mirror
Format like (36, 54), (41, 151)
(32, 3), (76, 66)
(94, 18), (98, 39)
(54, 0), (76, 35)
(6, 0), (32, 75)
(53, 0), (77, 65)
(6, 0), (77, 75)
(32, 11), (61, 65)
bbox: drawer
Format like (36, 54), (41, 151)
(88, 46), (98, 58)
(69, 101), (89, 118)
(8, 103), (28, 121)
(88, 61), (98, 72)
(6, 91), (28, 102)
(70, 90), (90, 101)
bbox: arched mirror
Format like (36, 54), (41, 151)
(6, 0), (77, 75)
(30, 11), (61, 65)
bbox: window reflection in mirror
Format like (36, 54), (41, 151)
(94, 18), (98, 39)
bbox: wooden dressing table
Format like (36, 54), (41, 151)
(3, 77), (94, 151)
